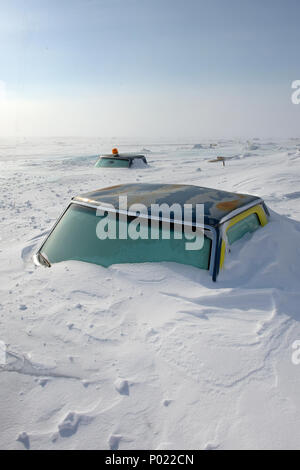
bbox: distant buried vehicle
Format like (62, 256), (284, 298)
(34, 183), (269, 281)
(95, 148), (148, 168)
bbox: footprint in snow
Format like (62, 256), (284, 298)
(17, 432), (30, 450)
(58, 411), (92, 438)
(162, 399), (172, 407)
(108, 434), (122, 450)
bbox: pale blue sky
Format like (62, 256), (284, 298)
(1, 0), (300, 137)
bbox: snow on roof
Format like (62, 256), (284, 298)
(73, 183), (262, 227)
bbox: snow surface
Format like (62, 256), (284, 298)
(0, 137), (300, 450)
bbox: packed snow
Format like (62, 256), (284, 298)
(0, 137), (300, 450)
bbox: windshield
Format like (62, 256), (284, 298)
(39, 203), (212, 270)
(95, 158), (130, 168)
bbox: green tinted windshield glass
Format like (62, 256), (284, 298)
(95, 158), (130, 168)
(227, 213), (260, 245)
(41, 204), (211, 270)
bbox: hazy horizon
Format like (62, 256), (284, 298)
(1, 0), (300, 139)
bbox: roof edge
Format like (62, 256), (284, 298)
(71, 199), (215, 230)
(218, 199), (264, 225)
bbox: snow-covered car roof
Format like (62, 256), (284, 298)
(73, 183), (263, 228)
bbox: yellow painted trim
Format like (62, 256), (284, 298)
(220, 204), (268, 268)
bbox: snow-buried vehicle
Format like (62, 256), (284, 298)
(95, 148), (148, 168)
(34, 183), (269, 281)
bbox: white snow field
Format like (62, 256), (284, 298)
(0, 137), (300, 450)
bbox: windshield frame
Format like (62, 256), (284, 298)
(35, 200), (217, 274)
